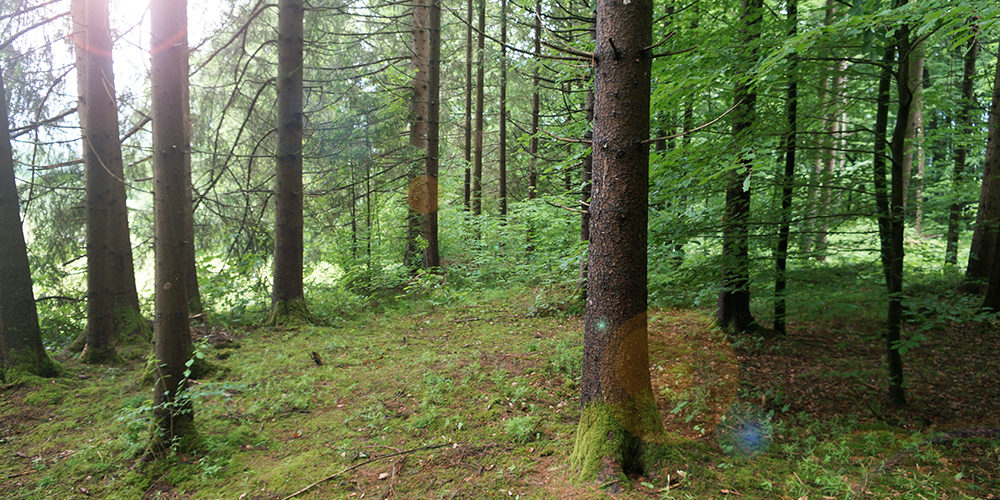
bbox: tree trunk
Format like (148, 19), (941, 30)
(979, 42), (1000, 309)
(946, 27), (978, 266)
(498, 0), (508, 218)
(182, 54), (202, 316)
(526, 0), (540, 251)
(773, 0), (797, 337)
(271, 0), (306, 321)
(966, 41), (1000, 285)
(716, 0), (763, 335)
(471, 0), (485, 216)
(81, 0), (130, 363)
(463, 0), (473, 211)
(885, 13), (914, 407)
(570, 0), (665, 481)
(903, 40), (925, 227)
(0, 66), (58, 380)
(411, 0), (441, 268)
(149, 0), (194, 452)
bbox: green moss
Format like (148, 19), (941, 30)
(569, 397), (672, 483)
(1, 346), (61, 382)
(266, 297), (311, 326)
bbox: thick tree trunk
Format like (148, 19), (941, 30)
(773, 0), (797, 337)
(411, 0), (441, 268)
(271, 0), (306, 321)
(81, 0), (134, 363)
(966, 42), (1000, 285)
(150, 0), (194, 451)
(716, 0), (763, 335)
(946, 29), (978, 266)
(0, 67), (58, 380)
(471, 0), (485, 216)
(570, 0), (665, 481)
(979, 43), (1000, 309)
(903, 40), (925, 229)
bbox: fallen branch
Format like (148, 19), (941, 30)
(6, 470), (34, 479)
(282, 443), (448, 500)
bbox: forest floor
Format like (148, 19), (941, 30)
(1, 285), (999, 499)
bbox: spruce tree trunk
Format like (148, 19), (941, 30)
(150, 0), (194, 451)
(498, 0), (508, 218)
(526, 0), (540, 251)
(570, 0), (665, 481)
(411, 0), (441, 268)
(471, 0), (485, 216)
(182, 56), (202, 316)
(716, 0), (763, 335)
(773, 0), (797, 337)
(271, 0), (306, 320)
(966, 41), (1000, 285)
(81, 0), (131, 363)
(945, 28), (978, 266)
(463, 0), (473, 211)
(0, 67), (58, 380)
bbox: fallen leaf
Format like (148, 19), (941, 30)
(378, 472), (390, 480)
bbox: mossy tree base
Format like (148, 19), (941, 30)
(144, 416), (200, 460)
(570, 399), (677, 484)
(79, 344), (123, 365)
(1, 349), (61, 383)
(267, 297), (310, 326)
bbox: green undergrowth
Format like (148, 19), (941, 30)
(1, 284), (997, 498)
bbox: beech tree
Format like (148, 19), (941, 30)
(0, 66), (58, 380)
(570, 0), (665, 480)
(150, 0), (195, 450)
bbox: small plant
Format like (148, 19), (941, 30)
(504, 416), (540, 443)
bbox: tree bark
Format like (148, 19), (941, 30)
(498, 0), (508, 218)
(716, 0), (763, 335)
(903, 40), (925, 228)
(570, 0), (665, 481)
(0, 66), (58, 380)
(773, 0), (797, 337)
(150, 0), (194, 451)
(463, 0), (473, 211)
(411, 0), (441, 268)
(946, 27), (978, 266)
(471, 0), (485, 216)
(885, 10), (914, 407)
(271, 0), (306, 321)
(966, 42), (1000, 285)
(526, 0), (540, 251)
(979, 42), (1000, 309)
(81, 0), (137, 363)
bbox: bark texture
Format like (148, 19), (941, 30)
(966, 41), (1000, 284)
(150, 0), (195, 450)
(410, 0), (441, 268)
(570, 0), (665, 481)
(271, 0), (306, 319)
(471, 0), (485, 216)
(773, 0), (797, 336)
(0, 67), (58, 380)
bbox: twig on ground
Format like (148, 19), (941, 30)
(282, 443), (448, 500)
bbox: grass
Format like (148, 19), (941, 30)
(2, 272), (999, 498)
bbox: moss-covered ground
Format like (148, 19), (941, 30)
(1, 285), (998, 499)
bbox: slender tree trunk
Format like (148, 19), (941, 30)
(150, 0), (194, 451)
(271, 0), (306, 321)
(182, 55), (202, 316)
(471, 0), (485, 216)
(411, 0), (441, 268)
(885, 12), (914, 407)
(498, 0), (508, 218)
(773, 0), (797, 337)
(0, 67), (58, 380)
(946, 28), (978, 266)
(570, 0), (664, 480)
(463, 0), (472, 211)
(903, 40), (925, 226)
(526, 0), (540, 251)
(716, 0), (763, 335)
